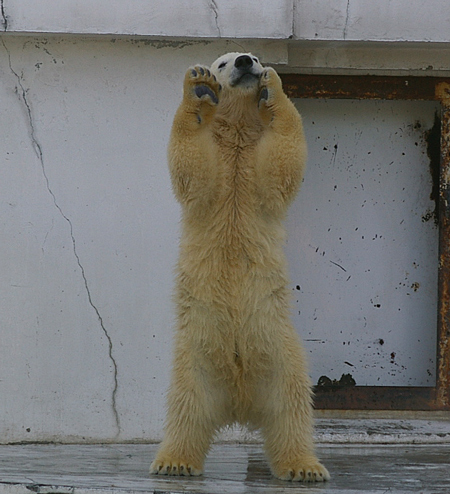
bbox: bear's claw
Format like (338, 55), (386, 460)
(272, 458), (330, 482)
(150, 457), (203, 477)
(258, 87), (269, 103)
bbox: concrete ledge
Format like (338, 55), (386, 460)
(215, 416), (450, 444)
(4, 0), (450, 43)
(2, 0), (292, 38)
(315, 418), (450, 444)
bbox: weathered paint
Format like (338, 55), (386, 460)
(424, 114), (441, 225)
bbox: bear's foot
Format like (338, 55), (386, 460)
(271, 456), (330, 482)
(150, 456), (203, 477)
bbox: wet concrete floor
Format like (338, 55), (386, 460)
(0, 443), (449, 494)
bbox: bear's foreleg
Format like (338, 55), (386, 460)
(180, 65), (221, 126)
(168, 66), (221, 207)
(255, 68), (307, 211)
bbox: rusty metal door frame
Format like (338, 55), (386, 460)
(280, 74), (450, 410)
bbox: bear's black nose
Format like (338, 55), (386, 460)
(234, 55), (253, 70)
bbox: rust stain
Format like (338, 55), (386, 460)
(435, 81), (450, 107)
(424, 113), (441, 225)
(411, 282), (420, 292)
(436, 252), (450, 410)
(437, 93), (450, 409)
(314, 386), (439, 410)
(317, 374), (356, 388)
(280, 74), (446, 101)
(437, 83), (450, 196)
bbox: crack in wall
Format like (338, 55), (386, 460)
(343, 0), (351, 40)
(210, 0), (221, 37)
(1, 39), (121, 436)
(291, 0), (296, 39)
(1, 0), (7, 31)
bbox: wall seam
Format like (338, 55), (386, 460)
(209, 0), (221, 37)
(343, 0), (351, 40)
(291, 0), (296, 39)
(1, 0), (7, 31)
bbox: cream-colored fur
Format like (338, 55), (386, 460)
(150, 52), (330, 482)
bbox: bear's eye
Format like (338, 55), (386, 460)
(253, 57), (259, 63)
(218, 61), (227, 69)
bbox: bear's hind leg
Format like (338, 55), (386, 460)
(250, 309), (330, 482)
(150, 345), (229, 476)
(260, 362), (330, 482)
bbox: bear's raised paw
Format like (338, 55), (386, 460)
(258, 67), (283, 106)
(185, 65), (221, 105)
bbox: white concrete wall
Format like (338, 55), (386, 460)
(2, 0), (292, 38)
(0, 36), (246, 443)
(295, 0), (450, 42)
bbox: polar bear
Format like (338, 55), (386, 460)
(150, 53), (329, 482)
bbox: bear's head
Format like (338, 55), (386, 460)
(210, 52), (264, 93)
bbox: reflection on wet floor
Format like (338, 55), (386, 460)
(0, 443), (450, 493)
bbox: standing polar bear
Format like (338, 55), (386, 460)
(150, 52), (329, 482)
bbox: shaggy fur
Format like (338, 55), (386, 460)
(150, 52), (330, 482)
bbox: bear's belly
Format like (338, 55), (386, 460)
(178, 236), (288, 308)
(178, 192), (290, 314)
